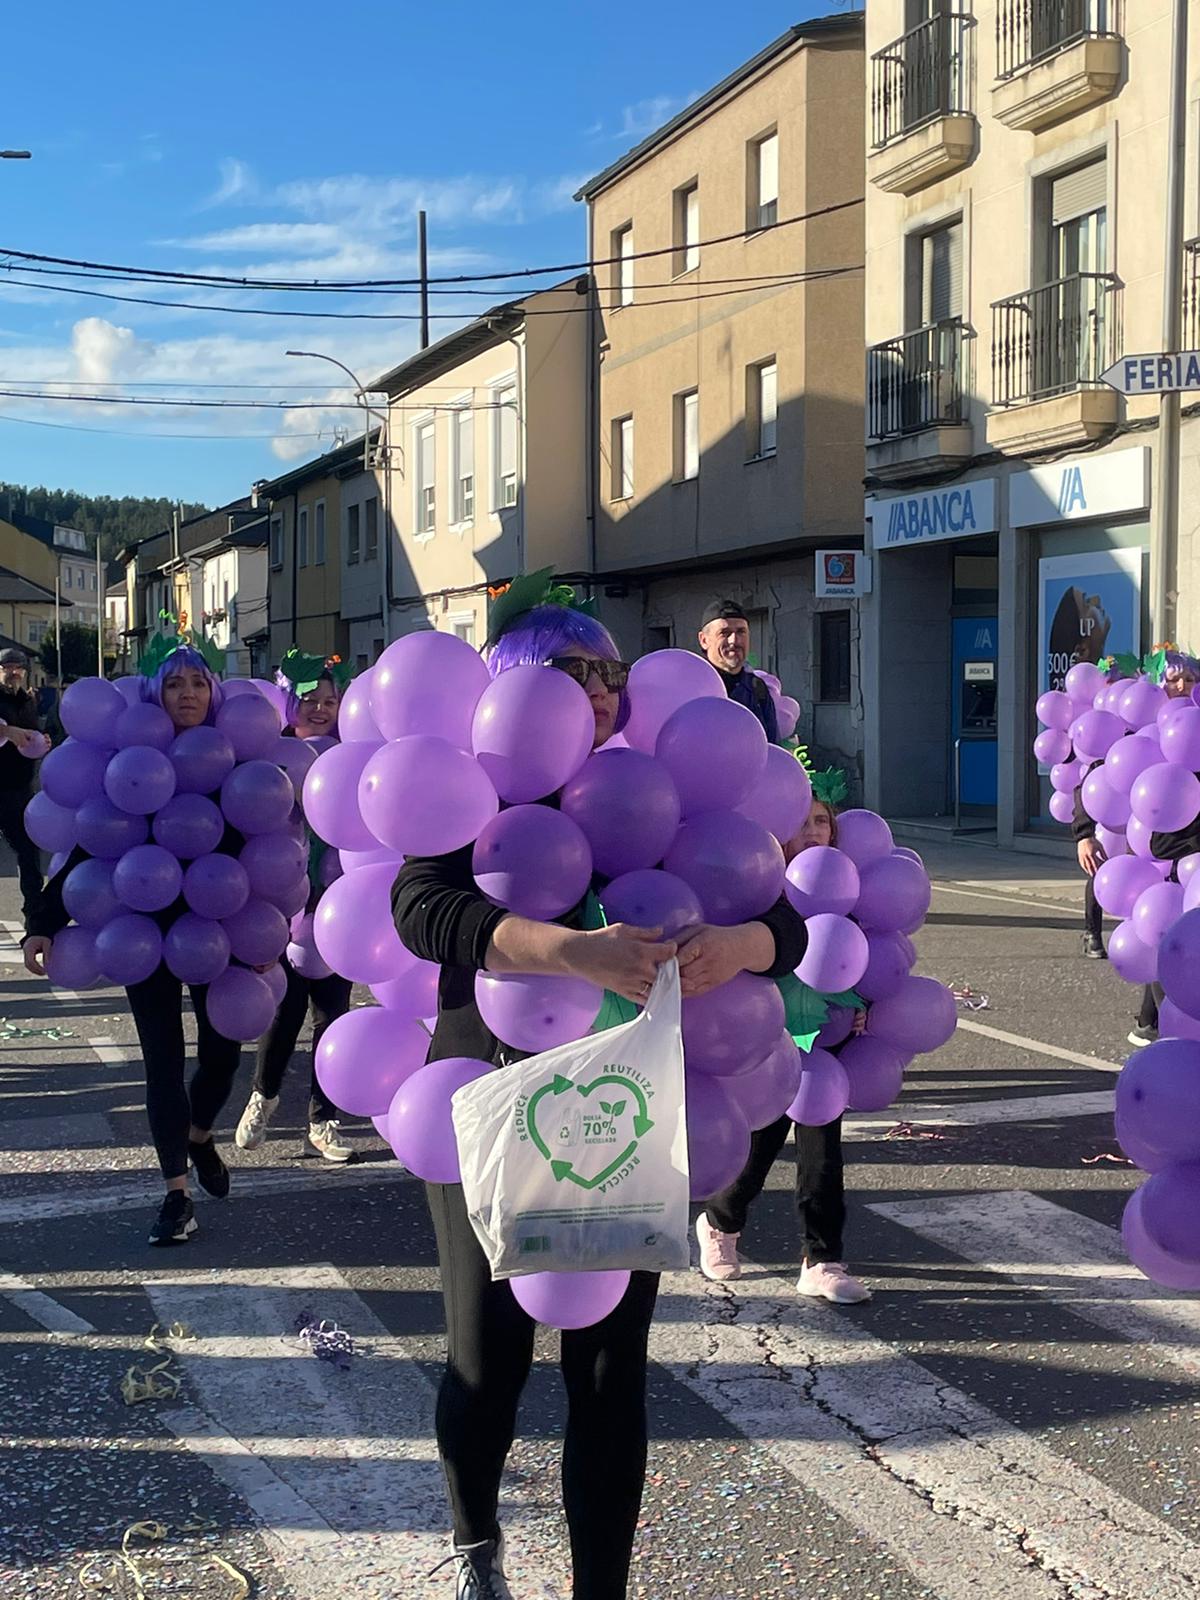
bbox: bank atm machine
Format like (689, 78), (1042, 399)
(950, 617), (998, 813)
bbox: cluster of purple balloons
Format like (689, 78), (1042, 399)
(1115, 1038), (1200, 1289)
(25, 673), (303, 1040)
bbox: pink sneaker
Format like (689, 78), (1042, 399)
(797, 1261), (871, 1304)
(696, 1213), (742, 1282)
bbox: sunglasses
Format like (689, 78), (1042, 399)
(547, 657), (631, 692)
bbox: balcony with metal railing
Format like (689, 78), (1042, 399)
(867, 13), (976, 196)
(987, 273), (1121, 450)
(993, 0), (1123, 131)
(866, 319), (976, 478)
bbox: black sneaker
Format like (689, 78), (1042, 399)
(149, 1191), (197, 1247)
(1081, 932), (1107, 959)
(430, 1539), (513, 1599)
(1127, 1024), (1158, 1048)
(188, 1137), (230, 1198)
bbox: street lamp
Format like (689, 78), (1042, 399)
(285, 349), (382, 474)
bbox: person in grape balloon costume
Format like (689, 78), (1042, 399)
(390, 574), (807, 1600)
(696, 597), (780, 743)
(0, 645), (51, 920)
(696, 772), (872, 1305)
(23, 634), (253, 1246)
(235, 649), (356, 1162)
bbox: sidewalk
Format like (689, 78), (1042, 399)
(909, 833), (1083, 910)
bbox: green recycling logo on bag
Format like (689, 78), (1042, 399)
(518, 1067), (656, 1191)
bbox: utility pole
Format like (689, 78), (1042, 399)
(95, 538), (103, 676)
(1153, 0), (1189, 644)
(53, 576), (60, 682)
(418, 209), (430, 351)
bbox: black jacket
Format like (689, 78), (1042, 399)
(0, 688), (41, 794)
(1070, 759), (1102, 843)
(392, 845), (808, 1067)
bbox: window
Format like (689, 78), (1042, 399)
(612, 415), (634, 500)
(28, 619), (47, 645)
(91, 571), (98, 591)
(673, 182), (700, 275)
(270, 514), (283, 570)
(613, 223), (634, 307)
(365, 497), (379, 561)
(674, 389), (699, 482)
(449, 613), (476, 645)
(298, 506), (309, 568)
(747, 359), (777, 459)
(314, 500), (326, 565)
(750, 132), (778, 231)
(415, 418), (436, 535)
(1048, 158), (1107, 280)
(493, 384), (518, 509)
(63, 567), (71, 589)
(919, 218), (963, 324)
(452, 405), (475, 523)
(817, 610), (852, 703)
(346, 503), (360, 565)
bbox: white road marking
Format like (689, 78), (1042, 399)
(654, 1263), (1200, 1600)
(0, 1272), (96, 1333)
(932, 880), (1082, 913)
(843, 1087), (1114, 1137)
(955, 1017), (1125, 1073)
(88, 1035), (136, 1067)
(869, 1190), (1200, 1380)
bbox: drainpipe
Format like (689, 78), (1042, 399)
(506, 329), (527, 575)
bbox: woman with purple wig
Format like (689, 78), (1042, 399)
(392, 577), (806, 1600)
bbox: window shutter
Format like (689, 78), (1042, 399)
(922, 221), (962, 322)
(758, 134), (778, 207)
(1051, 161), (1106, 226)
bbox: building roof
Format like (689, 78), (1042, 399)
(259, 431), (381, 499)
(0, 564), (71, 605)
(3, 508), (92, 550)
(574, 12), (863, 203)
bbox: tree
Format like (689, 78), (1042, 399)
(39, 624), (114, 681)
(0, 483), (209, 562)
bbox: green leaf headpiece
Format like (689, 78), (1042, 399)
(485, 567), (598, 648)
(277, 647), (355, 696)
(810, 767), (850, 806)
(138, 614), (224, 678)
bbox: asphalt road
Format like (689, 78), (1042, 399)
(0, 838), (1197, 1600)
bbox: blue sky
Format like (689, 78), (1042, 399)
(0, 1), (853, 509)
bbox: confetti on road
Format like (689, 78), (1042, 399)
(0, 1017), (76, 1041)
(950, 985), (990, 1010)
(78, 1520), (250, 1600)
(120, 1358), (181, 1407)
(293, 1308), (356, 1368)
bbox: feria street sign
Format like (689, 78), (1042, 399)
(1101, 352), (1200, 396)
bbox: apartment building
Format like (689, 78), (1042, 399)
(577, 14), (866, 775)
(0, 515), (73, 655)
(862, 0), (1190, 851)
(5, 511), (99, 630)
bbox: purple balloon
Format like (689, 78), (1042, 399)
(46, 925), (100, 990)
(1129, 763), (1200, 831)
(1107, 919), (1160, 984)
(39, 740), (111, 809)
(258, 961), (287, 1009)
(113, 702), (175, 753)
(736, 1036), (804, 1130)
(60, 677), (124, 746)
(1080, 768), (1131, 831)
(1048, 790), (1075, 825)
(386, 1055), (493, 1182)
(239, 832), (307, 899)
(270, 734), (319, 799)
(103, 746), (177, 816)
(1118, 678), (1167, 730)
(1158, 696), (1195, 733)
(1114, 1104), (1171, 1173)
(737, 746), (813, 846)
(1065, 661), (1106, 701)
(622, 650), (725, 754)
(1104, 734), (1163, 798)
(1049, 759), (1081, 795)
(839, 1035), (907, 1111)
(559, 749), (682, 877)
(1178, 853), (1200, 886)
(867, 975), (956, 1054)
(112, 675), (145, 707)
(205, 965), (274, 1043)
(511, 1270), (633, 1331)
(1033, 728), (1071, 766)
(313, 862), (411, 984)
(315, 1006), (429, 1117)
(1123, 1185), (1200, 1290)
(286, 910), (333, 981)
(1095, 825), (1128, 857)
(1135, 1163), (1200, 1266)
(152, 792), (225, 860)
(302, 739), (383, 852)
(685, 1072), (751, 1200)
(853, 854), (932, 934)
(795, 913), (869, 992)
(112, 843), (183, 913)
(74, 796), (147, 859)
(371, 958), (440, 1020)
(170, 726), (237, 795)
(337, 672), (382, 743)
(476, 971), (602, 1052)
(94, 913), (163, 987)
(833, 810), (894, 870)
(472, 666), (594, 804)
(654, 697), (768, 816)
(1159, 908), (1200, 1020)
(220, 760), (295, 836)
(788, 1047), (851, 1126)
(222, 898), (289, 966)
(359, 736), (499, 856)
(1036, 690), (1075, 731)
(1114, 1038), (1200, 1165)
(472, 806), (593, 920)
(215, 694), (282, 761)
(784, 845), (860, 918)
(1131, 880), (1185, 948)
(339, 843), (403, 873)
(1093, 854), (1168, 919)
(681, 973), (785, 1077)
(1071, 709), (1125, 761)
(63, 859), (121, 929)
(24, 791), (79, 854)
(183, 853), (251, 920)
(599, 869), (704, 940)
(664, 812), (784, 926)
(163, 914), (231, 984)
(370, 631), (491, 748)
(1126, 814), (1166, 860)
(1158, 995), (1200, 1041)
(1159, 704), (1200, 769)
(857, 930), (915, 1001)
(815, 1005), (855, 1048)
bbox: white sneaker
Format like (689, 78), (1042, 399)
(797, 1260), (871, 1304)
(695, 1212), (742, 1282)
(235, 1091), (279, 1151)
(307, 1119), (354, 1163)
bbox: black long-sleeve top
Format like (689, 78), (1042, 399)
(0, 688), (41, 795)
(392, 845), (808, 1067)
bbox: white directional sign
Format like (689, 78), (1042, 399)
(1101, 351), (1200, 395)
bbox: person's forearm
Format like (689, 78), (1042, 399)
(734, 921), (776, 974)
(485, 915), (581, 976)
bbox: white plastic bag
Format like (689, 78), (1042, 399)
(451, 960), (690, 1278)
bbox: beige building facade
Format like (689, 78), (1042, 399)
(578, 15), (866, 777)
(862, 0), (1197, 852)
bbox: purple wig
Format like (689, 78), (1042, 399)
(487, 603), (630, 732)
(276, 669), (341, 733)
(142, 646), (223, 726)
(1164, 649), (1200, 680)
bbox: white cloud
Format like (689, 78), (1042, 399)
(163, 222), (343, 254)
(70, 317), (156, 384)
(203, 157), (257, 208)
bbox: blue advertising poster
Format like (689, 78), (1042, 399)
(1036, 550), (1142, 695)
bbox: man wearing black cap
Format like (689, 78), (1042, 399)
(698, 599), (780, 743)
(0, 647), (45, 918)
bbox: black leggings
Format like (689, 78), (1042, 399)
(705, 1114), (846, 1263)
(0, 786), (43, 922)
(426, 1180), (659, 1600)
(253, 958), (352, 1122)
(126, 963), (242, 1181)
(1083, 876), (1103, 939)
